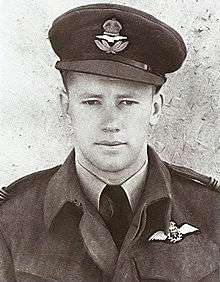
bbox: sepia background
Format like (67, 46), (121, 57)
(0, 0), (220, 187)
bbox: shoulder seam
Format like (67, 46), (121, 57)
(164, 162), (220, 192)
(0, 165), (61, 205)
(6, 165), (61, 191)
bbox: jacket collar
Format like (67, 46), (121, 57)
(141, 145), (173, 233)
(120, 146), (173, 251)
(44, 149), (85, 230)
(44, 145), (172, 233)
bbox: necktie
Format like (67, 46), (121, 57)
(99, 185), (133, 249)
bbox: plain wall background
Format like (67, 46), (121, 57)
(0, 0), (220, 187)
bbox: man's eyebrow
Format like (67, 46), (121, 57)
(117, 94), (136, 99)
(79, 93), (103, 99)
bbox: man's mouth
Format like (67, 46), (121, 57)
(95, 141), (127, 146)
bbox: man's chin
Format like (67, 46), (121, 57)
(78, 147), (136, 173)
(93, 160), (130, 173)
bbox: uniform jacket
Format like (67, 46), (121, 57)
(0, 146), (219, 281)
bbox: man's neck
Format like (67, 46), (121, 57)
(75, 147), (148, 185)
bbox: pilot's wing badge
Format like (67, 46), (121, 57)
(148, 221), (199, 243)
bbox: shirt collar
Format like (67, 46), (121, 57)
(76, 160), (148, 211)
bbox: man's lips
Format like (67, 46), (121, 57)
(95, 141), (127, 146)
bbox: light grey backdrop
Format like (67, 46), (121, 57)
(0, 0), (220, 187)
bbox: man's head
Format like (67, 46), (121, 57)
(60, 71), (163, 175)
(49, 3), (186, 178)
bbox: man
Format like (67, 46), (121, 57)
(0, 3), (219, 282)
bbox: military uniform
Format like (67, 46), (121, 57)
(1, 3), (220, 281)
(0, 146), (219, 281)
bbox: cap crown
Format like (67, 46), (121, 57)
(49, 4), (187, 85)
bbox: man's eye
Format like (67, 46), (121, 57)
(119, 100), (139, 106)
(82, 100), (101, 105)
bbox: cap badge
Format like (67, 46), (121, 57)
(95, 18), (129, 54)
(148, 221), (200, 243)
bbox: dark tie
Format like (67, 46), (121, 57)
(99, 185), (133, 249)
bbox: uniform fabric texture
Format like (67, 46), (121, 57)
(0, 146), (219, 281)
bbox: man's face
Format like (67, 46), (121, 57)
(65, 72), (162, 173)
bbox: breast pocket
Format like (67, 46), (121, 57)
(134, 233), (219, 282)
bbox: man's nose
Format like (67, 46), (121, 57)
(101, 105), (121, 133)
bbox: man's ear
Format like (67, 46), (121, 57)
(149, 93), (164, 126)
(60, 90), (69, 117)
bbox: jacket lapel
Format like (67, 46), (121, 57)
(79, 207), (118, 275)
(44, 149), (118, 276)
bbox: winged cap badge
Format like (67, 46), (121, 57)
(148, 221), (199, 243)
(94, 18), (129, 54)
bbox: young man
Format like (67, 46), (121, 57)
(0, 3), (219, 282)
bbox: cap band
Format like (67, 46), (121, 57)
(56, 58), (166, 86)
